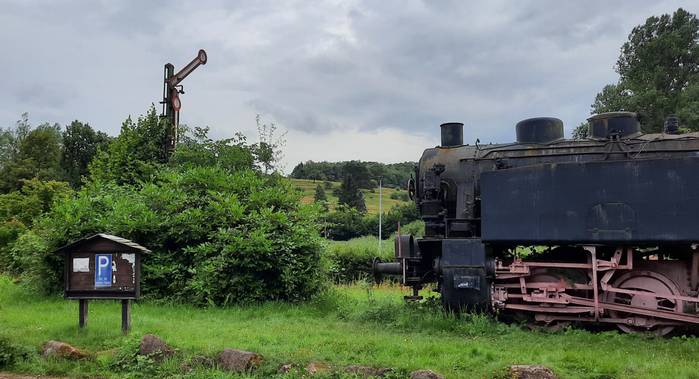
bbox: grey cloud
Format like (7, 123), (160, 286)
(1, 0), (698, 154)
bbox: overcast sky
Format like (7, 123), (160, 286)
(2, 1), (698, 172)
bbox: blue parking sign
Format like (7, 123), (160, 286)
(95, 254), (112, 287)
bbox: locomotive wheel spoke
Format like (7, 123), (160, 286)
(603, 271), (682, 336)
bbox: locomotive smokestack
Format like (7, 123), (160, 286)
(440, 122), (463, 147)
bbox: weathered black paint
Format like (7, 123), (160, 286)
(588, 112), (641, 140)
(440, 122), (464, 147)
(515, 117), (564, 144)
(439, 239), (491, 311)
(481, 157), (699, 244)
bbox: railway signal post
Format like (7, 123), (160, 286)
(160, 49), (208, 159)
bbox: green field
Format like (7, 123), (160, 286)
(289, 178), (410, 214)
(2, 276), (699, 379)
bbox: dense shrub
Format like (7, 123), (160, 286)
(366, 202), (420, 238)
(389, 190), (410, 201)
(17, 167), (325, 305)
(325, 236), (394, 283)
(326, 205), (370, 240)
(323, 220), (423, 283)
(326, 202), (420, 241)
(88, 107), (169, 185)
(0, 179), (72, 274)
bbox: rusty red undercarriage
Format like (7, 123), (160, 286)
(492, 247), (699, 335)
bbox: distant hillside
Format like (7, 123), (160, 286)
(290, 160), (416, 189)
(289, 178), (411, 214)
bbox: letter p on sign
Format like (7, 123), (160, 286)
(95, 254), (112, 287)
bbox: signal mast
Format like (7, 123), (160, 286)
(160, 49), (207, 159)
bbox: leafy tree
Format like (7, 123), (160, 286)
(342, 161), (371, 188)
(326, 205), (369, 240)
(0, 113), (31, 167)
(170, 126), (255, 172)
(364, 202), (420, 239)
(61, 120), (111, 188)
(0, 122), (64, 192)
(592, 8), (699, 132)
(572, 122), (589, 140)
(337, 174), (366, 213)
(88, 106), (169, 185)
(314, 184), (329, 212)
(314, 184), (327, 202)
(0, 179), (72, 273)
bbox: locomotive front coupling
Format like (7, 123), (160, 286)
(373, 235), (495, 310)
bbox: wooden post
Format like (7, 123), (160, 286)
(78, 299), (88, 328)
(121, 299), (131, 334)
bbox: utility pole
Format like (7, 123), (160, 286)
(161, 49), (208, 160)
(378, 177), (382, 254)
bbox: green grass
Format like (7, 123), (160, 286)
(288, 178), (409, 214)
(2, 276), (699, 378)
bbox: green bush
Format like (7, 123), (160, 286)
(0, 334), (30, 369)
(363, 202), (420, 239)
(0, 179), (72, 274)
(326, 205), (370, 240)
(389, 191), (410, 201)
(18, 167), (325, 305)
(392, 219), (425, 238)
(325, 236), (394, 283)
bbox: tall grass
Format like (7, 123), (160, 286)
(2, 276), (699, 378)
(324, 236), (394, 283)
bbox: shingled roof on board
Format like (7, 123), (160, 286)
(53, 233), (151, 254)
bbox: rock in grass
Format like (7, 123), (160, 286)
(410, 369), (445, 379)
(345, 365), (392, 377)
(278, 363), (297, 374)
(181, 354), (216, 372)
(217, 348), (263, 372)
(509, 365), (558, 379)
(306, 362), (332, 375)
(41, 340), (90, 360)
(139, 334), (175, 360)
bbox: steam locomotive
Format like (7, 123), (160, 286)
(375, 112), (699, 335)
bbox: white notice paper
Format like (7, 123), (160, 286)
(73, 258), (90, 272)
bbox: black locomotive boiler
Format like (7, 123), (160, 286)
(375, 112), (699, 335)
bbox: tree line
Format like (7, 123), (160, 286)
(290, 160), (415, 189)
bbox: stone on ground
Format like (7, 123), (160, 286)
(344, 365), (392, 377)
(181, 355), (216, 372)
(217, 348), (263, 372)
(41, 340), (90, 360)
(306, 362), (332, 375)
(278, 363), (297, 374)
(138, 334), (175, 360)
(410, 369), (445, 379)
(510, 365), (558, 379)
